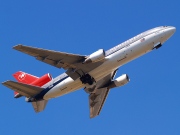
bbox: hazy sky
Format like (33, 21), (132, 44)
(1, 0), (180, 135)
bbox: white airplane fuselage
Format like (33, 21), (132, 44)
(42, 26), (176, 100)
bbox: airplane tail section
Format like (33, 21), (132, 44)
(2, 80), (49, 113)
(13, 71), (39, 98)
(12, 71), (52, 98)
(5, 71), (53, 112)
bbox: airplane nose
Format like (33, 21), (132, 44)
(166, 26), (176, 39)
(163, 26), (176, 42)
(169, 26), (176, 34)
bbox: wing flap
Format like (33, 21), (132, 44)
(2, 80), (44, 97)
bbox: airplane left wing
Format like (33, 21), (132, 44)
(13, 45), (104, 80)
(13, 45), (86, 70)
(87, 69), (118, 118)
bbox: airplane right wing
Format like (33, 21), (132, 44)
(87, 69), (118, 118)
(89, 87), (110, 118)
(2, 80), (44, 97)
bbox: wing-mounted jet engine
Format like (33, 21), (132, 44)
(83, 49), (105, 64)
(84, 74), (130, 94)
(108, 74), (130, 89)
(80, 49), (105, 85)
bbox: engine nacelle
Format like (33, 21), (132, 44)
(83, 49), (105, 64)
(108, 74), (130, 89)
(31, 73), (52, 87)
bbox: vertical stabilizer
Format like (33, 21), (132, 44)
(13, 71), (39, 84)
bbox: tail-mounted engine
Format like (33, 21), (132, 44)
(83, 49), (105, 64)
(31, 73), (52, 87)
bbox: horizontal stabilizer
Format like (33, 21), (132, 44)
(32, 100), (48, 112)
(2, 80), (44, 97)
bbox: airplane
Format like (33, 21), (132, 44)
(2, 26), (176, 118)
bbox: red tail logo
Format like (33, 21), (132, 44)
(18, 72), (26, 81)
(13, 71), (38, 84)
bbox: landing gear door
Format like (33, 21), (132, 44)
(66, 68), (84, 80)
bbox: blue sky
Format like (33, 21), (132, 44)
(1, 0), (180, 135)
